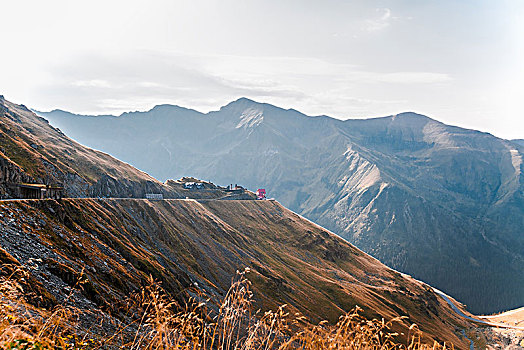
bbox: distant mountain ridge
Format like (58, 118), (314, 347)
(38, 98), (524, 314)
(0, 95), (474, 347)
(513, 139), (524, 147)
(0, 96), (246, 200)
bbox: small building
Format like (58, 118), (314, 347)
(184, 182), (204, 190)
(225, 184), (245, 193)
(145, 193), (163, 200)
(19, 183), (63, 200)
(256, 189), (266, 200)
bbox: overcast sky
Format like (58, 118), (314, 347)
(1, 0), (523, 139)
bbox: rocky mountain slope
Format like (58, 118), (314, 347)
(0, 96), (251, 200)
(0, 198), (472, 347)
(1, 95), (478, 346)
(39, 98), (524, 314)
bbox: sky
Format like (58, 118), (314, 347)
(1, 0), (523, 139)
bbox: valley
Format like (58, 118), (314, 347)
(0, 95), (479, 348)
(38, 98), (524, 314)
(2, 1), (521, 348)
(1, 95), (523, 348)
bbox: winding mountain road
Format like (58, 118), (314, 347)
(433, 289), (524, 330)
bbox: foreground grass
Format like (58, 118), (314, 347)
(0, 268), (453, 349)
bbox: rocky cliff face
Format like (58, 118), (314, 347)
(0, 158), (33, 198)
(39, 98), (524, 313)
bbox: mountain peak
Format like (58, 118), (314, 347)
(393, 112), (436, 122)
(148, 104), (189, 112)
(220, 97), (263, 111)
(218, 97), (305, 119)
(233, 97), (259, 105)
(48, 109), (75, 115)
(214, 98), (267, 124)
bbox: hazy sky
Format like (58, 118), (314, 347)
(1, 0), (523, 139)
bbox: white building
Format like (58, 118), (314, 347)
(146, 193), (163, 200)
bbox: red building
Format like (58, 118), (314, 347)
(256, 189), (266, 200)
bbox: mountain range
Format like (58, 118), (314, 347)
(0, 96), (474, 347)
(38, 98), (524, 314)
(0, 95), (253, 201)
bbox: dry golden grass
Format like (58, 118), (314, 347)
(0, 268), (454, 350)
(0, 266), (86, 349)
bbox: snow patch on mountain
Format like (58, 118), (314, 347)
(422, 122), (457, 148)
(509, 147), (522, 177)
(236, 108), (264, 129)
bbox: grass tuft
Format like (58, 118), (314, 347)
(0, 268), (453, 349)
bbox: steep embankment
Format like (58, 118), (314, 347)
(1, 96), (232, 199)
(39, 98), (524, 314)
(0, 96), (163, 198)
(0, 198), (471, 347)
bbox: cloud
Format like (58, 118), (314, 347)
(29, 49), (452, 121)
(366, 71), (453, 84)
(34, 50), (312, 114)
(72, 79), (112, 88)
(364, 8), (393, 32)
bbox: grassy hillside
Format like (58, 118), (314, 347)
(0, 97), (158, 197)
(0, 198), (471, 347)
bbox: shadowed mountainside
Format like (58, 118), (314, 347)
(38, 98), (524, 314)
